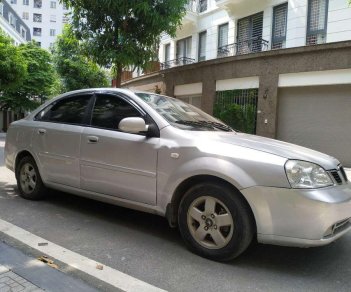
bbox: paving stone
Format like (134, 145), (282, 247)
(0, 271), (43, 292)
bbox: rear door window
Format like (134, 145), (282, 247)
(36, 95), (92, 125)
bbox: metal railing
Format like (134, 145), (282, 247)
(185, 0), (198, 13)
(217, 37), (269, 58)
(185, 0), (207, 13)
(161, 57), (195, 70)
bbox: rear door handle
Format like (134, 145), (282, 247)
(87, 136), (99, 143)
(38, 129), (46, 135)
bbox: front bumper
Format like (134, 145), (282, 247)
(241, 183), (351, 247)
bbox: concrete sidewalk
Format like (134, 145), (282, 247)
(0, 241), (99, 292)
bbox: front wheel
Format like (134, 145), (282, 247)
(178, 183), (255, 261)
(16, 156), (47, 200)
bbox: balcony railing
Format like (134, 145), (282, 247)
(217, 37), (269, 58)
(185, 0), (198, 13)
(185, 0), (207, 13)
(161, 57), (195, 70)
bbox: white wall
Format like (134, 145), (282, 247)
(286, 0), (308, 47)
(327, 0), (351, 42)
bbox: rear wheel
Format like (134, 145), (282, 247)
(16, 156), (47, 200)
(178, 183), (255, 261)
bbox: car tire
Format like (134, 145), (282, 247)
(178, 182), (255, 261)
(16, 156), (47, 200)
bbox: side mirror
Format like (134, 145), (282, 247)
(118, 117), (148, 134)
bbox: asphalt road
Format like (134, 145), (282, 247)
(0, 136), (350, 292)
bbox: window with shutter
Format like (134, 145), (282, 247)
(198, 0), (207, 13)
(237, 12), (263, 55)
(307, 0), (328, 45)
(176, 37), (192, 64)
(272, 3), (288, 49)
(198, 31), (207, 61)
(164, 43), (171, 65)
(218, 23), (229, 49)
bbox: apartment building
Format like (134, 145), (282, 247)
(1, 0), (31, 132)
(123, 0), (351, 167)
(8, 0), (69, 49)
(0, 0), (31, 45)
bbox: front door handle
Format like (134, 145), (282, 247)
(38, 129), (46, 135)
(87, 136), (99, 143)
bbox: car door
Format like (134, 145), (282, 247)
(80, 93), (159, 205)
(32, 93), (94, 188)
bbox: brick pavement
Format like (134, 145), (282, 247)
(0, 266), (42, 292)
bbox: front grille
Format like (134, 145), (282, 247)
(330, 171), (342, 184)
(329, 165), (348, 185)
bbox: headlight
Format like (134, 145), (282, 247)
(285, 160), (333, 189)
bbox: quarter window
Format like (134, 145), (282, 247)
(36, 95), (91, 125)
(91, 95), (141, 130)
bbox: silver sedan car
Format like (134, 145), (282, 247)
(5, 88), (351, 261)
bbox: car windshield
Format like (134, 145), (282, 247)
(135, 92), (234, 132)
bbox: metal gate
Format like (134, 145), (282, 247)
(213, 89), (258, 134)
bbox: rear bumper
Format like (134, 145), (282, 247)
(242, 183), (351, 247)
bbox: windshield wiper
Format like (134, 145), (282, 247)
(175, 120), (234, 132)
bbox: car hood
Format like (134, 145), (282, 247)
(193, 132), (340, 170)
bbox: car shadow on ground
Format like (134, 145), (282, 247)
(234, 237), (349, 274)
(46, 188), (182, 245)
(1, 182), (350, 280)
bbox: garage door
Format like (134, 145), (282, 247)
(277, 85), (351, 167)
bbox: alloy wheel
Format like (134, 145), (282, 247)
(187, 196), (234, 249)
(19, 163), (37, 194)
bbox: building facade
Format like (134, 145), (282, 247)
(8, 0), (69, 49)
(123, 0), (351, 166)
(1, 0), (31, 132)
(0, 0), (31, 44)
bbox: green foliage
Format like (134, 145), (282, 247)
(1, 42), (58, 112)
(0, 30), (27, 92)
(61, 0), (187, 85)
(213, 90), (257, 134)
(52, 25), (109, 91)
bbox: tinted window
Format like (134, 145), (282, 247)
(91, 94), (141, 130)
(36, 95), (91, 125)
